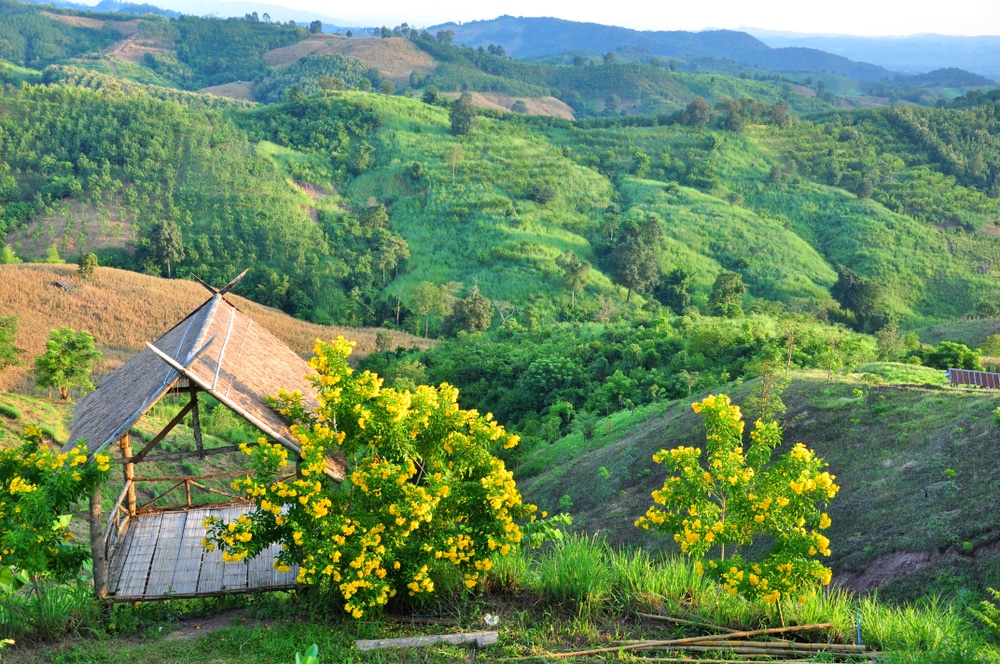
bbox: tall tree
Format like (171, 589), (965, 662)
(608, 238), (658, 303)
(148, 219), (184, 278)
(709, 270), (745, 317)
(831, 265), (882, 331)
(555, 250), (591, 308)
(0, 316), (23, 371)
(655, 267), (693, 314)
(445, 284), (493, 334)
(443, 145), (464, 185)
(449, 92), (477, 136)
(34, 327), (102, 400)
(374, 232), (410, 286)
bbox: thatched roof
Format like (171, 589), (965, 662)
(65, 293), (336, 475)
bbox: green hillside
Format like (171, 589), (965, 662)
(517, 370), (1000, 602)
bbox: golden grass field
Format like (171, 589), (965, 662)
(263, 35), (436, 85)
(441, 91), (576, 119)
(40, 11), (141, 36)
(0, 264), (432, 393)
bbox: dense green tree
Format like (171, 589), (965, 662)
(924, 341), (983, 371)
(309, 20), (323, 34)
(685, 97), (713, 127)
(445, 285), (493, 335)
(148, 219), (185, 278)
(34, 327), (102, 401)
(78, 252), (97, 278)
(422, 86), (440, 105)
(510, 100), (528, 114)
(0, 245), (20, 265)
(655, 267), (693, 314)
(831, 265), (883, 331)
(449, 92), (478, 135)
(608, 237), (658, 303)
(709, 270), (746, 317)
(0, 316), (23, 372)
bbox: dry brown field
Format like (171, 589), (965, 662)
(0, 264), (431, 393)
(263, 35), (436, 85)
(196, 81), (257, 100)
(40, 11), (141, 36)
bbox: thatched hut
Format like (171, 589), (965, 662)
(65, 280), (344, 601)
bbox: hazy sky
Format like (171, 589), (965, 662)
(253, 0), (1000, 36)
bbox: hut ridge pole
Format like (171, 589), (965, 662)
(191, 387), (204, 460)
(121, 434), (136, 516)
(89, 489), (108, 600)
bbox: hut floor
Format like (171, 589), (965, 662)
(107, 502), (296, 601)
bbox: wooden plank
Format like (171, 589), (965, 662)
(356, 632), (498, 651)
(247, 541), (276, 589)
(106, 518), (136, 595)
(146, 512), (186, 596)
(114, 513), (162, 597)
(170, 511), (207, 595)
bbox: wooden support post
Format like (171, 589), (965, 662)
(121, 434), (136, 516)
(185, 479), (192, 507)
(89, 489), (108, 600)
(191, 388), (204, 460)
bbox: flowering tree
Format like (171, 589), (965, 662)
(0, 426), (111, 587)
(636, 394), (838, 606)
(205, 337), (533, 617)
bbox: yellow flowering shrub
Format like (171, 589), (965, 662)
(0, 425), (110, 581)
(636, 394), (838, 606)
(204, 337), (534, 618)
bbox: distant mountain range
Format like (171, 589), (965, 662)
(429, 16), (897, 81)
(746, 29), (1000, 81)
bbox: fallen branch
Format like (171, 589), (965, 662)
(355, 630), (497, 651)
(636, 613), (741, 633)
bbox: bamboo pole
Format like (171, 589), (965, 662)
(191, 388), (204, 460)
(545, 623), (836, 659)
(636, 613), (740, 633)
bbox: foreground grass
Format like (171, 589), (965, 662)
(6, 536), (1000, 663)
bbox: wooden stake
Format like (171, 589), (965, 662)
(120, 434), (136, 516)
(89, 489), (107, 600)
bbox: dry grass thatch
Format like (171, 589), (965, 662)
(0, 264), (432, 393)
(68, 292), (322, 459)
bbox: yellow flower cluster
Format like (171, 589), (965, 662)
(8, 476), (36, 494)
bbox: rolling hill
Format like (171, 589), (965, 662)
(0, 264), (431, 393)
(516, 369), (1000, 601)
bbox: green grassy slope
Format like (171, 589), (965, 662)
(518, 370), (1000, 602)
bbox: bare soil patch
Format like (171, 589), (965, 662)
(263, 35), (436, 85)
(6, 198), (138, 260)
(440, 92), (574, 120)
(198, 81), (257, 101)
(106, 32), (173, 64)
(41, 11), (141, 36)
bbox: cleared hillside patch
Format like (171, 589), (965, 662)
(263, 35), (435, 85)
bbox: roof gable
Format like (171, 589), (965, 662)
(67, 294), (318, 461)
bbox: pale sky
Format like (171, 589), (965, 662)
(252, 0), (1000, 36)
